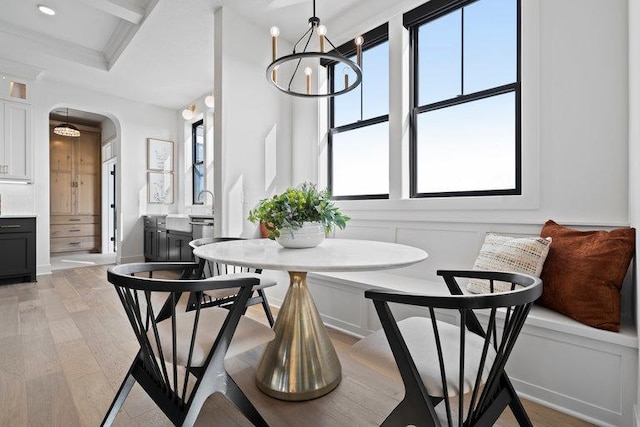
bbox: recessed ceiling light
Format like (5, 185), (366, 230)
(37, 5), (56, 16)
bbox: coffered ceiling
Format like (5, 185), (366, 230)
(0, 0), (368, 110)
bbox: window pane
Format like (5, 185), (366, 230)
(464, 0), (517, 93)
(333, 41), (389, 127)
(332, 121), (389, 196)
(362, 42), (389, 119)
(415, 92), (515, 194)
(193, 121), (205, 204)
(193, 165), (205, 198)
(418, 11), (461, 105)
(333, 56), (360, 127)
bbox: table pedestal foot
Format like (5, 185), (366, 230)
(255, 271), (341, 401)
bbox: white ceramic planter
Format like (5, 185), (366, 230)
(276, 222), (325, 249)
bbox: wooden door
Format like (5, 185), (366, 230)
(50, 129), (73, 215)
(75, 131), (100, 215)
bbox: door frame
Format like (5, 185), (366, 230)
(101, 156), (117, 254)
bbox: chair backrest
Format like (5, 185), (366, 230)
(365, 270), (542, 427)
(107, 262), (259, 422)
(189, 237), (260, 278)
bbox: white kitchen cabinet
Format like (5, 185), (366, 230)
(0, 101), (32, 181)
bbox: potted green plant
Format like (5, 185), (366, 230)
(248, 182), (350, 248)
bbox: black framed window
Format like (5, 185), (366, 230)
(192, 119), (205, 204)
(328, 24), (390, 200)
(405, 0), (521, 198)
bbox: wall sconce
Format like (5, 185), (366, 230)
(204, 95), (215, 109)
(182, 105), (195, 120)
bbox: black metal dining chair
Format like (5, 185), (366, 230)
(351, 270), (543, 427)
(189, 237), (275, 327)
(101, 262), (274, 427)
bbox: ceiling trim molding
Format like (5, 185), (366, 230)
(0, 22), (107, 70)
(103, 0), (159, 70)
(0, 58), (44, 80)
(103, 20), (138, 70)
(78, 0), (146, 24)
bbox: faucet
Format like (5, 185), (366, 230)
(197, 190), (215, 215)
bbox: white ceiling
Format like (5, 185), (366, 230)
(0, 0), (365, 111)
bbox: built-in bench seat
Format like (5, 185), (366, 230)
(304, 270), (638, 427)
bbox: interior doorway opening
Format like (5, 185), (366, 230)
(49, 107), (118, 270)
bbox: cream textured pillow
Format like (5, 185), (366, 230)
(467, 234), (551, 294)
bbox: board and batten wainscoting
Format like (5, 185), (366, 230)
(263, 219), (637, 427)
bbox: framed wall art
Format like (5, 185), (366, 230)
(148, 171), (174, 204)
(147, 138), (174, 172)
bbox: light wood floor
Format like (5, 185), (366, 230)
(0, 265), (594, 426)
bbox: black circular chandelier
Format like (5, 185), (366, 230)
(266, 0), (363, 98)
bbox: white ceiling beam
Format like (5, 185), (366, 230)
(78, 0), (146, 25)
(0, 23), (107, 70)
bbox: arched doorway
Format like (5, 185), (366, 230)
(49, 107), (118, 270)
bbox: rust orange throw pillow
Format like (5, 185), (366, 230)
(539, 220), (635, 331)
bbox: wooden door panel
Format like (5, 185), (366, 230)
(49, 131), (73, 172)
(50, 171), (73, 215)
(50, 131), (73, 215)
(76, 173), (99, 215)
(76, 131), (100, 175)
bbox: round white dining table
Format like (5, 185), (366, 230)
(193, 238), (428, 401)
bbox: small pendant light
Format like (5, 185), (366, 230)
(53, 108), (81, 138)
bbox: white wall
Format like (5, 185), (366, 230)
(213, 7), (292, 237)
(26, 79), (177, 272)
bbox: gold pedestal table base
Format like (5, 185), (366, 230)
(255, 272), (341, 401)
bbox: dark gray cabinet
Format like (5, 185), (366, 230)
(144, 216), (192, 262)
(0, 217), (36, 283)
(167, 231), (193, 262)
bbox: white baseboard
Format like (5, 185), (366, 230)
(36, 264), (52, 275)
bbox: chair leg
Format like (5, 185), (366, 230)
(257, 289), (275, 327)
(101, 372), (136, 426)
(504, 377), (533, 427)
(381, 395), (439, 427)
(223, 372), (269, 427)
(182, 356), (268, 427)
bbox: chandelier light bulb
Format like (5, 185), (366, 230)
(270, 26), (279, 62)
(204, 95), (215, 108)
(355, 35), (364, 67)
(305, 67), (313, 95)
(317, 24), (327, 52)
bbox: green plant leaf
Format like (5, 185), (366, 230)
(248, 182), (350, 237)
